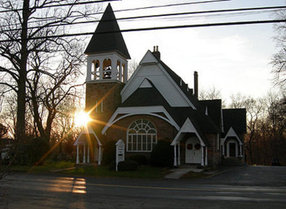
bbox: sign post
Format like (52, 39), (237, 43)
(116, 139), (125, 171)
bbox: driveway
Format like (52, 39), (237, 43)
(196, 165), (286, 186)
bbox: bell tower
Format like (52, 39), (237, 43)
(85, 3), (130, 131)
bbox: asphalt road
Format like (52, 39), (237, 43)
(0, 165), (286, 209)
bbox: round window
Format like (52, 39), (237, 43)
(187, 144), (193, 150)
(194, 143), (201, 150)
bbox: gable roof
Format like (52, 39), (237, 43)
(157, 58), (201, 109)
(84, 3), (131, 59)
(121, 51), (196, 108)
(222, 108), (247, 135)
(120, 80), (219, 134)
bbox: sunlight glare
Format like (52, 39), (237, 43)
(74, 111), (92, 127)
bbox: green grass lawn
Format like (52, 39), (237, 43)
(10, 161), (169, 178)
(10, 161), (75, 173)
(62, 165), (169, 179)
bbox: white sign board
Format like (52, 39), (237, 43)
(116, 139), (125, 171)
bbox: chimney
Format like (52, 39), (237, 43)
(152, 45), (161, 60)
(194, 71), (198, 98)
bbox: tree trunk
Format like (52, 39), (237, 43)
(16, 0), (30, 141)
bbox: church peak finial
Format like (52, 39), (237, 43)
(84, 3), (130, 59)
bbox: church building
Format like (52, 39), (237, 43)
(74, 4), (246, 167)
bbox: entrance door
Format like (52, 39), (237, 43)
(229, 143), (236, 157)
(185, 137), (201, 164)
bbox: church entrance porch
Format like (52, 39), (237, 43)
(185, 137), (202, 164)
(172, 133), (208, 167)
(74, 127), (102, 165)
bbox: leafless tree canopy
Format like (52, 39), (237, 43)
(0, 0), (99, 141)
(272, 9), (286, 89)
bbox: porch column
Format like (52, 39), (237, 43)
(119, 63), (122, 81)
(76, 144), (79, 164)
(205, 147), (208, 166)
(201, 146), (204, 166)
(226, 143), (229, 157)
(173, 145), (177, 167)
(98, 145), (102, 165)
(83, 144), (86, 163)
(86, 60), (92, 81)
(239, 145), (242, 157)
(222, 143), (225, 156)
(178, 143), (181, 166)
(99, 60), (103, 79)
(87, 145), (90, 163)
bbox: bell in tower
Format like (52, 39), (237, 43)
(85, 3), (130, 83)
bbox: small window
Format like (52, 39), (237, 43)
(101, 100), (104, 112)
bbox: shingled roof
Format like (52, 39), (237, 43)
(222, 108), (247, 135)
(84, 3), (131, 59)
(199, 100), (222, 131)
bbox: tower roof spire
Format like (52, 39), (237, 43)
(84, 3), (131, 59)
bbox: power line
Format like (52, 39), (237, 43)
(0, 0), (229, 22)
(0, 0), (119, 14)
(114, 0), (231, 13)
(2, 5), (285, 32)
(0, 19), (285, 43)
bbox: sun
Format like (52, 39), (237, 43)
(74, 110), (92, 127)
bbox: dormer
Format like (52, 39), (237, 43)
(85, 4), (130, 83)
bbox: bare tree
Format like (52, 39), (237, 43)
(272, 9), (286, 89)
(229, 94), (266, 163)
(0, 0), (98, 142)
(26, 40), (85, 141)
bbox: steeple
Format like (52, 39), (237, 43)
(85, 3), (130, 59)
(85, 3), (130, 82)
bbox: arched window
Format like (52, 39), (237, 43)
(127, 119), (157, 152)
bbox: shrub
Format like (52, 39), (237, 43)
(127, 154), (148, 165)
(118, 160), (138, 171)
(150, 140), (173, 167)
(102, 140), (116, 165)
(14, 137), (49, 165)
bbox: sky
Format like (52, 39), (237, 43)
(82, 0), (285, 103)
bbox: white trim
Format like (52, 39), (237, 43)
(205, 146), (208, 166)
(139, 79), (152, 88)
(98, 146), (102, 165)
(101, 100), (104, 112)
(205, 106), (208, 116)
(221, 127), (243, 146)
(126, 119), (157, 152)
(174, 145), (177, 167)
(83, 144), (86, 163)
(222, 127), (243, 158)
(102, 106), (180, 134)
(87, 145), (90, 163)
(201, 146), (204, 166)
(171, 118), (205, 146)
(74, 126), (102, 146)
(178, 144), (181, 166)
(121, 50), (196, 109)
(76, 145), (79, 164)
